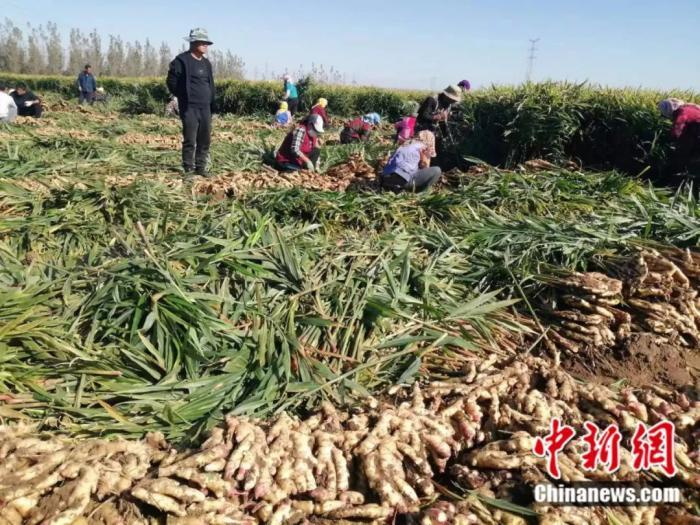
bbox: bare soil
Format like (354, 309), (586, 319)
(564, 333), (700, 392)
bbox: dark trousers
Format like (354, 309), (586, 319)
(381, 167), (442, 193)
(672, 124), (700, 174)
(287, 98), (299, 116)
(414, 120), (436, 134)
(79, 91), (95, 105)
(17, 104), (43, 118)
(276, 148), (320, 172)
(181, 105), (212, 172)
(340, 128), (367, 144)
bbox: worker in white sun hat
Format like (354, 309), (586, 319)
(275, 113), (324, 172)
(0, 83), (18, 123)
(282, 74), (300, 115)
(659, 97), (700, 173)
(94, 86), (108, 103)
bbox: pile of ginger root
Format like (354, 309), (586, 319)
(0, 352), (698, 525)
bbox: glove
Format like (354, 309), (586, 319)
(305, 160), (315, 172)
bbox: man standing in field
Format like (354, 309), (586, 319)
(77, 65), (97, 105)
(167, 28), (216, 177)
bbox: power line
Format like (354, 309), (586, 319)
(526, 38), (540, 83)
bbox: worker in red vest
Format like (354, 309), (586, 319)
(309, 98), (329, 126)
(340, 113), (381, 144)
(275, 114), (324, 172)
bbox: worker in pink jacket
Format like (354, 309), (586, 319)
(659, 98), (700, 173)
(395, 101), (419, 144)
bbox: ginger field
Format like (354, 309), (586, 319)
(0, 99), (699, 524)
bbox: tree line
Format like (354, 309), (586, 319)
(252, 63), (352, 86)
(0, 18), (245, 79)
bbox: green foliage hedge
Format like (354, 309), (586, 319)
(454, 82), (698, 174)
(2, 73), (697, 175)
(0, 73), (426, 120)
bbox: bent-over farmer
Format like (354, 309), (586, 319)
(659, 98), (700, 174)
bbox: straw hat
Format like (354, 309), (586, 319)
(442, 84), (462, 103)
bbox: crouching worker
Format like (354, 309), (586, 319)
(274, 101), (292, 127)
(0, 83), (18, 123)
(395, 101), (419, 144)
(659, 98), (700, 172)
(93, 87), (109, 103)
(310, 98), (329, 126)
(11, 83), (43, 118)
(275, 113), (324, 172)
(380, 130), (441, 193)
(340, 113), (380, 144)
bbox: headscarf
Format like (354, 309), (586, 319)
(416, 130), (436, 158)
(315, 98), (328, 108)
(658, 98), (684, 118)
(362, 112), (381, 126)
(457, 79), (471, 91)
(283, 74), (293, 82)
(279, 101), (288, 111)
(403, 101), (420, 117)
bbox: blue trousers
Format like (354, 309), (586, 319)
(79, 91), (95, 105)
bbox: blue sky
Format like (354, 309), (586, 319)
(4, 0), (700, 90)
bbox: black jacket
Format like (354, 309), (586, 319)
(416, 95), (438, 132)
(166, 52), (216, 112)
